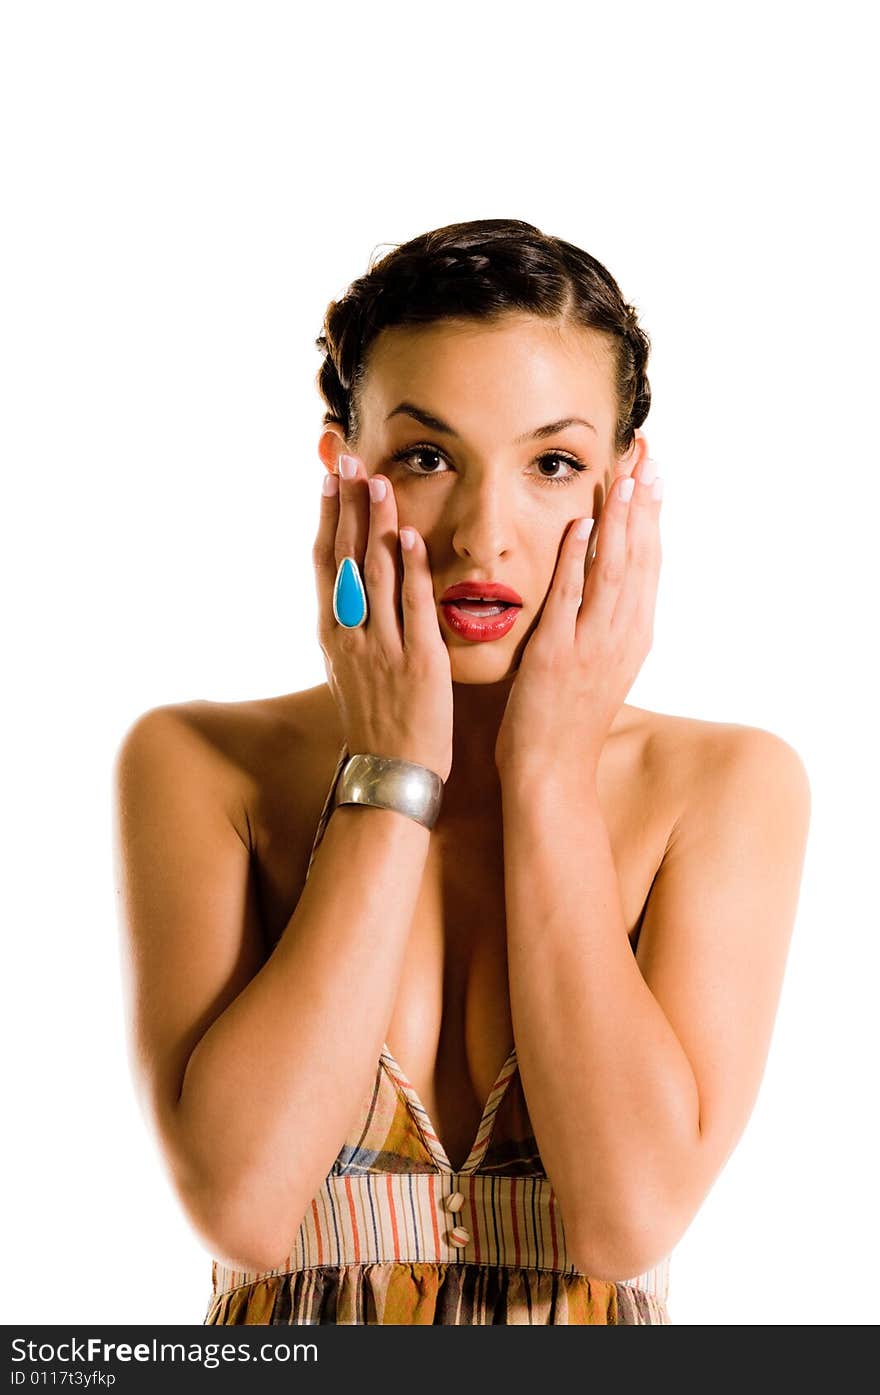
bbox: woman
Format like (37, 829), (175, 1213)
(113, 218), (811, 1325)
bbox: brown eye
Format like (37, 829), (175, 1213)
(533, 452), (589, 486)
(389, 444), (452, 479)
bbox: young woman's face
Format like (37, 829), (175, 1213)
(330, 313), (639, 684)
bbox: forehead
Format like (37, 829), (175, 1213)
(358, 315), (616, 438)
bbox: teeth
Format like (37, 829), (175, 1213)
(454, 602), (506, 617)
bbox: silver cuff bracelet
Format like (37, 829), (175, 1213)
(332, 752), (444, 830)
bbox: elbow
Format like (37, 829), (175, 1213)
(568, 1229), (672, 1285)
(155, 1104), (308, 1273)
(211, 1227), (294, 1278)
(566, 1204), (679, 1283)
(181, 1176), (306, 1276)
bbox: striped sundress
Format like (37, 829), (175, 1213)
(204, 744), (672, 1325)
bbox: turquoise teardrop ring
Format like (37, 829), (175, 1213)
(332, 556), (368, 628)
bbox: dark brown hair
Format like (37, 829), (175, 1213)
(315, 218), (651, 460)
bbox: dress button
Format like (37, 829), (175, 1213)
(444, 1191), (465, 1213)
(448, 1226), (471, 1247)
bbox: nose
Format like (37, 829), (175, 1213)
(448, 470), (515, 563)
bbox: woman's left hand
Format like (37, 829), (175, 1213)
(494, 453), (663, 778)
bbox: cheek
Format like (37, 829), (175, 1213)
(525, 558), (561, 615)
(539, 531), (569, 583)
(392, 481), (444, 515)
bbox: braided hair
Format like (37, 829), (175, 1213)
(315, 218), (651, 459)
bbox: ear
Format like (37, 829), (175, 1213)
(317, 424), (349, 475)
(618, 429), (649, 478)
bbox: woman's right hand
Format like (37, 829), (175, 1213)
(314, 452), (454, 783)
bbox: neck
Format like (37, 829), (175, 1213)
(442, 672), (517, 812)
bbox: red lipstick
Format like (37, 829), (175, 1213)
(441, 580), (523, 605)
(439, 579), (523, 643)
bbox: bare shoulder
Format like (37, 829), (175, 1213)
(621, 703), (811, 828)
(113, 684), (342, 850)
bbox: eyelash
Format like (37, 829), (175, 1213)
(388, 443), (590, 487)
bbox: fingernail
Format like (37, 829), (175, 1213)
(618, 476), (635, 502)
(400, 527), (416, 551)
(322, 473), (339, 496)
(339, 454), (358, 480)
(640, 456), (657, 486)
(368, 476), (387, 503)
(651, 476), (664, 502)
(575, 516), (593, 540)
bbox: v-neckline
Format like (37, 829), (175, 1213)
(380, 1042), (519, 1175)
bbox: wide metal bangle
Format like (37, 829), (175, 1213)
(332, 752), (444, 830)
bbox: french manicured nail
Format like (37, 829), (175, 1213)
(575, 516), (593, 540)
(651, 476), (664, 501)
(368, 476), (387, 503)
(322, 473), (339, 496)
(400, 527), (416, 550)
(339, 454), (358, 479)
(618, 476), (635, 502)
(640, 456), (657, 486)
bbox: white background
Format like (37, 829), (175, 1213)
(3, 0), (877, 1327)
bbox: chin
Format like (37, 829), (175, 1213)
(448, 648), (520, 684)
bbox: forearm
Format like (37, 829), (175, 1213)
(500, 762), (700, 1276)
(174, 803), (429, 1264)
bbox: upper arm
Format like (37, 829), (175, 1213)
(111, 704), (267, 1198)
(635, 725), (811, 1233)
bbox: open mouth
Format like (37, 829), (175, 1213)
(443, 600), (519, 617)
(439, 598), (523, 643)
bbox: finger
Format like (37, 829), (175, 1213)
(398, 525), (441, 653)
(612, 457), (663, 635)
(576, 471), (632, 635)
(314, 468), (342, 645)
(538, 514), (595, 646)
(335, 451), (371, 574)
(361, 473), (404, 654)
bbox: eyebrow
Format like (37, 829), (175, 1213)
(385, 401), (597, 441)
